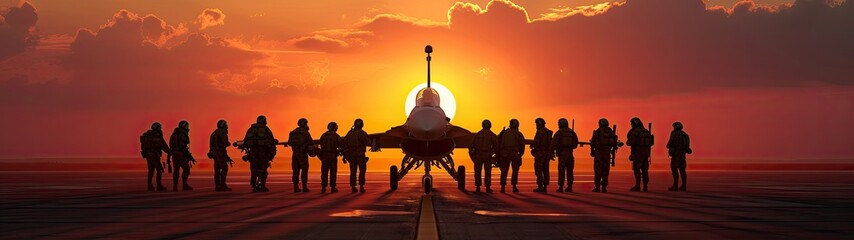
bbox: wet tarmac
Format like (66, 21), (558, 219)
(1, 169), (852, 239)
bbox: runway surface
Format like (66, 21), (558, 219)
(1, 169), (852, 239)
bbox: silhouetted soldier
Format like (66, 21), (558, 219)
(169, 120), (196, 191)
(209, 120), (233, 192)
(498, 119), (525, 193)
(627, 117), (653, 192)
(551, 118), (578, 192)
(590, 118), (617, 193)
(344, 118), (370, 193)
(666, 122), (691, 191)
(319, 122), (344, 193)
(140, 122), (170, 191)
(531, 118), (553, 193)
(243, 115), (276, 192)
(469, 119), (498, 193)
(288, 118), (315, 193)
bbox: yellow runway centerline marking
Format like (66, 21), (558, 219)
(417, 195), (440, 240)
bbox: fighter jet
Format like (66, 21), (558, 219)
(367, 45), (475, 194)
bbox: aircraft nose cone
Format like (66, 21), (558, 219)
(406, 107), (448, 140)
(415, 116), (439, 132)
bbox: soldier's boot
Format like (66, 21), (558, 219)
(148, 183), (155, 191)
(351, 186), (358, 193)
(321, 186), (327, 193)
(533, 185), (544, 192)
(183, 183), (193, 191)
(592, 185), (601, 192)
(668, 185), (679, 191)
(173, 184), (179, 192)
(601, 186), (607, 193)
(642, 185), (648, 192)
(259, 177), (269, 192)
(294, 184), (301, 193)
(331, 187), (339, 193)
(485, 187), (493, 193)
(221, 178), (232, 192)
(359, 185), (366, 193)
(565, 185), (573, 193)
(556, 185), (564, 192)
(630, 185), (641, 192)
(679, 184), (687, 192)
(475, 186), (481, 193)
(302, 183), (310, 193)
(500, 185), (506, 193)
(156, 178), (166, 191)
(512, 185), (519, 193)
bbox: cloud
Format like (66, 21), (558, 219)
(0, 1), (38, 59)
(537, 2), (623, 21)
(289, 34), (351, 53)
(290, 0), (854, 104)
(197, 8), (225, 30)
(0, 6), (286, 116)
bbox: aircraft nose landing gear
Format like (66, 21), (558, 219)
(422, 174), (433, 194)
(457, 165), (465, 190)
(390, 165), (399, 190)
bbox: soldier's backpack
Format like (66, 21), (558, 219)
(345, 130), (362, 148)
(559, 129), (578, 149)
(288, 130), (306, 148)
(597, 128), (618, 147)
(140, 131), (161, 152)
(244, 125), (269, 148)
(500, 129), (519, 148)
(636, 129), (654, 147)
(140, 133), (148, 152)
(473, 132), (494, 152)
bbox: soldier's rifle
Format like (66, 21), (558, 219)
(494, 127), (507, 168)
(610, 125), (625, 167)
(648, 122), (653, 165)
(571, 119), (595, 148)
(166, 154), (172, 173)
(185, 149), (197, 168)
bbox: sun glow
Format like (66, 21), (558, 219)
(404, 82), (457, 120)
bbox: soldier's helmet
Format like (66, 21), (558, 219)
(509, 119), (520, 128)
(558, 118), (569, 128)
(630, 117), (642, 128)
(328, 122), (338, 131)
(298, 118), (308, 128)
(672, 121), (683, 130)
(535, 118), (546, 127)
(598, 118), (609, 127)
(354, 118), (364, 129)
(482, 119), (492, 129)
(179, 120), (189, 130)
(151, 122), (162, 131)
(217, 119), (228, 129)
(257, 115), (267, 125)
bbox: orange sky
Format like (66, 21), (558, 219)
(1, 0), (853, 163)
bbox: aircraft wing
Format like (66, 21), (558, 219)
(367, 125), (476, 151)
(367, 125), (408, 151)
(521, 139), (591, 147)
(445, 125), (474, 148)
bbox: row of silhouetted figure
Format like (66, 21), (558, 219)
(139, 115), (691, 193)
